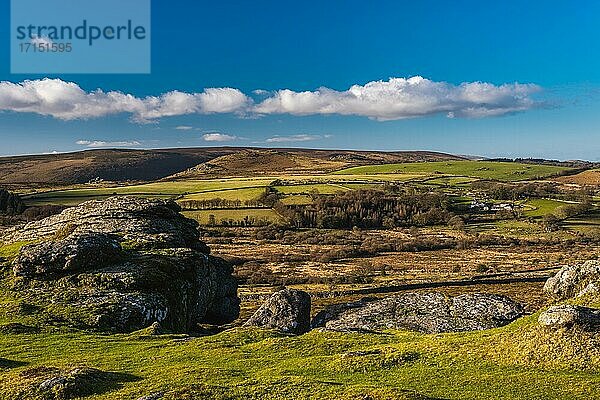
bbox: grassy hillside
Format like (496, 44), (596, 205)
(171, 149), (464, 179)
(554, 169), (600, 185)
(0, 147), (463, 187)
(0, 148), (238, 186)
(23, 179), (276, 206)
(1, 319), (599, 399)
(335, 161), (572, 182)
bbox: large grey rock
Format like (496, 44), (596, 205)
(4, 197), (239, 333)
(319, 292), (523, 333)
(538, 304), (600, 330)
(244, 288), (311, 334)
(13, 233), (122, 277)
(3, 196), (208, 252)
(544, 261), (600, 300)
(38, 367), (105, 398)
(311, 298), (372, 328)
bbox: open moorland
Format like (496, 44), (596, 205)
(2, 147), (600, 399)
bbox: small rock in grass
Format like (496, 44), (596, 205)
(244, 288), (311, 335)
(538, 304), (600, 330)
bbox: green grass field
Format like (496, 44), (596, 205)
(280, 195), (313, 205)
(563, 209), (600, 233)
(335, 161), (571, 182)
(1, 317), (599, 399)
(24, 179), (275, 202)
(180, 187), (269, 202)
(424, 176), (478, 186)
(274, 184), (349, 195)
(523, 199), (570, 218)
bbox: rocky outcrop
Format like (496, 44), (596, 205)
(13, 233), (123, 277)
(316, 292), (523, 333)
(244, 288), (311, 334)
(0, 189), (24, 215)
(311, 298), (372, 328)
(538, 305), (600, 330)
(4, 197), (239, 333)
(543, 261), (600, 300)
(3, 196), (208, 252)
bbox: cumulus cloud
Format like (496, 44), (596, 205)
(254, 76), (542, 120)
(0, 76), (542, 123)
(265, 134), (323, 143)
(202, 133), (237, 142)
(0, 78), (250, 123)
(76, 140), (141, 148)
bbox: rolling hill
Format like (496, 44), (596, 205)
(553, 169), (600, 185)
(0, 148), (237, 187)
(169, 148), (464, 179)
(0, 148), (463, 186)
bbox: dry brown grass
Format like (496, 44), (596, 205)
(554, 169), (600, 185)
(204, 227), (600, 318)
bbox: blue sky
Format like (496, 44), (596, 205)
(1, 0), (600, 159)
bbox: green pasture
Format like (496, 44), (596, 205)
(335, 161), (571, 182)
(523, 199), (570, 218)
(274, 184), (349, 195)
(1, 317), (599, 399)
(180, 187), (268, 202)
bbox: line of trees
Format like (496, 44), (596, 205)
(179, 198), (268, 210)
(277, 189), (454, 229)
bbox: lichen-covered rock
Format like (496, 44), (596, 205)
(4, 197), (239, 333)
(311, 298), (372, 328)
(544, 261), (600, 300)
(244, 288), (311, 334)
(3, 196), (208, 252)
(538, 304), (600, 330)
(13, 233), (123, 277)
(319, 292), (523, 333)
(37, 367), (105, 399)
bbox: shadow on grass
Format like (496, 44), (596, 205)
(19, 366), (141, 398)
(77, 370), (142, 398)
(0, 358), (28, 369)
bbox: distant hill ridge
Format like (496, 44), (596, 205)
(0, 147), (463, 186)
(170, 148), (464, 179)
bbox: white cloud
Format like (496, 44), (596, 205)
(175, 125), (194, 130)
(0, 79), (250, 123)
(76, 140), (141, 148)
(254, 76), (542, 120)
(202, 133), (237, 142)
(0, 76), (542, 123)
(265, 134), (322, 143)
